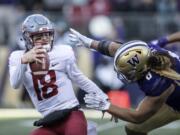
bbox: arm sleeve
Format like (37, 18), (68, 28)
(65, 58), (108, 99)
(8, 51), (27, 89)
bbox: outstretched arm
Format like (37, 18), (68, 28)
(167, 31), (180, 43)
(69, 28), (122, 57)
(65, 49), (108, 99)
(85, 84), (175, 124)
(150, 31), (180, 47)
(108, 84), (174, 123)
(91, 40), (121, 57)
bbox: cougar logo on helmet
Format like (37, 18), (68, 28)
(114, 40), (151, 83)
(22, 14), (54, 51)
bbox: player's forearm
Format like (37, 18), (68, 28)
(74, 74), (105, 95)
(107, 104), (152, 124)
(72, 70), (105, 95)
(90, 40), (99, 51)
(21, 55), (29, 64)
(155, 32), (180, 47)
(91, 40), (122, 57)
(81, 78), (107, 97)
(166, 32), (180, 43)
(9, 64), (26, 89)
(107, 86), (175, 124)
(9, 56), (27, 89)
(66, 60), (106, 95)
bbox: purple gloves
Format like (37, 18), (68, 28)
(148, 37), (169, 47)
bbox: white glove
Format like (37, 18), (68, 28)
(68, 28), (93, 48)
(84, 93), (110, 111)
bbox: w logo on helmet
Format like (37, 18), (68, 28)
(127, 54), (139, 67)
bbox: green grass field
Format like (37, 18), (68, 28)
(0, 109), (180, 135)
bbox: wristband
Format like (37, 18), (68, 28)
(97, 40), (111, 56)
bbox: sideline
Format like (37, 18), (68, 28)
(0, 108), (111, 119)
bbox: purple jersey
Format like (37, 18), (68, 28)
(137, 44), (180, 111)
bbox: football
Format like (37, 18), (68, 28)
(29, 53), (50, 75)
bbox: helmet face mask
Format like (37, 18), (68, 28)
(116, 72), (132, 83)
(22, 14), (54, 51)
(114, 40), (151, 83)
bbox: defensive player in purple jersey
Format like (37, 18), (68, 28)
(68, 29), (180, 135)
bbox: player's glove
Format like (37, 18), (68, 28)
(148, 37), (168, 47)
(84, 93), (110, 111)
(68, 28), (93, 48)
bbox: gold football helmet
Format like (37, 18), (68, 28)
(114, 40), (151, 83)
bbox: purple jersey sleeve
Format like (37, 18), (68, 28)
(138, 71), (173, 96)
(148, 43), (170, 55)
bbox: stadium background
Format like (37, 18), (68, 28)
(0, 0), (180, 135)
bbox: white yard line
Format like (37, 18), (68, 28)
(0, 109), (111, 119)
(0, 109), (41, 119)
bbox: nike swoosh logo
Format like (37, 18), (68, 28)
(51, 63), (59, 67)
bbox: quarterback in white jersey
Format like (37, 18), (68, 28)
(9, 14), (106, 135)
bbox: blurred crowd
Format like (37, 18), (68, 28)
(0, 0), (179, 13)
(0, 0), (180, 46)
(0, 0), (180, 108)
(0, 0), (180, 44)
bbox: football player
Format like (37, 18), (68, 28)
(68, 29), (180, 135)
(8, 14), (107, 135)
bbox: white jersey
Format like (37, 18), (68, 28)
(9, 45), (106, 116)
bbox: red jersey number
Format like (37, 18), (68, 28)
(32, 70), (58, 101)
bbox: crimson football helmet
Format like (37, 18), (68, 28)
(22, 14), (54, 51)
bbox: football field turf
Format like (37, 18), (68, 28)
(0, 109), (180, 135)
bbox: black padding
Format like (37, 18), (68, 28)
(33, 106), (80, 127)
(97, 40), (112, 56)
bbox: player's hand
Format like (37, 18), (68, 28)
(68, 28), (93, 48)
(21, 45), (47, 64)
(148, 37), (168, 47)
(84, 93), (110, 111)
